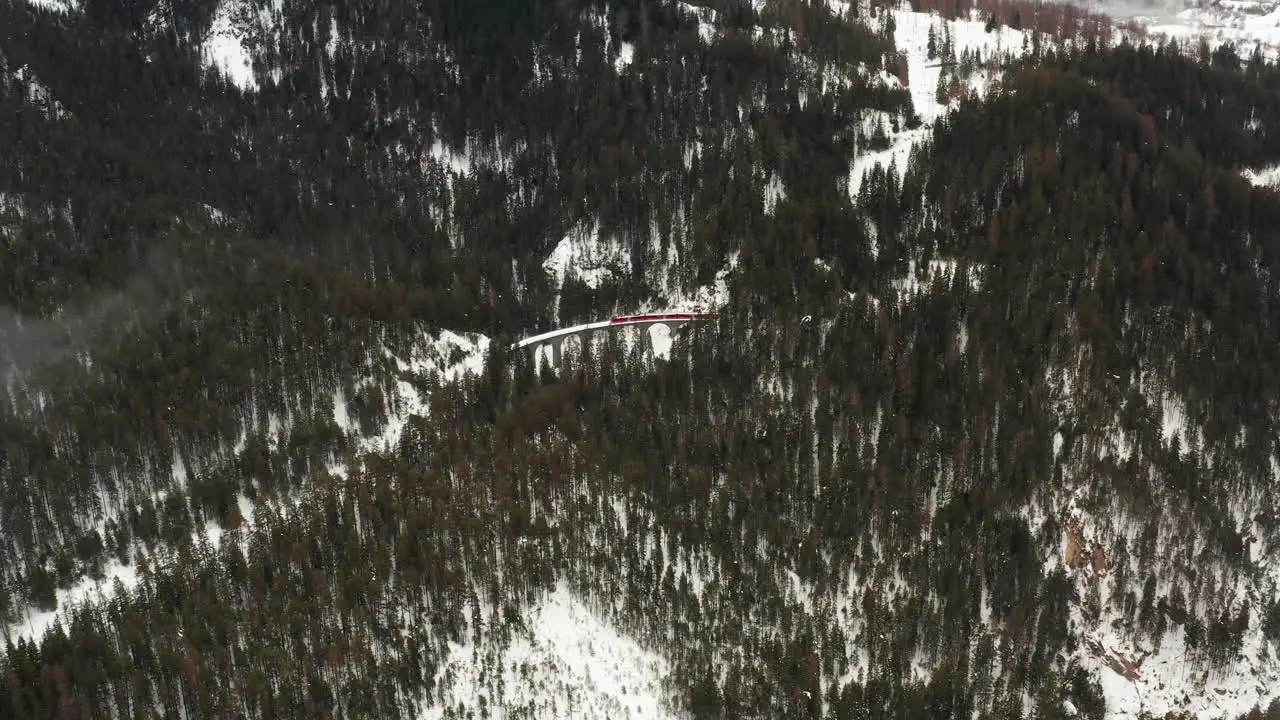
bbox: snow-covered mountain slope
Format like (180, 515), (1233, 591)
(422, 582), (685, 720)
(1094, 0), (1280, 55)
(1052, 481), (1280, 718)
(7, 0), (1280, 718)
(760, 5), (1280, 719)
(2, 325), (491, 642)
(851, 5), (1034, 198)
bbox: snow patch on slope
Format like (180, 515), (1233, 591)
(421, 582), (684, 720)
(428, 138), (474, 177)
(203, 0), (258, 91)
(889, 257), (984, 301)
(544, 221), (632, 293)
(22, 0), (80, 13)
(1242, 163), (1280, 187)
(370, 328), (491, 454)
(615, 42), (636, 72)
(6, 563), (139, 643)
(1068, 539), (1280, 720)
(676, 2), (719, 43)
(9, 64), (71, 119)
(1158, 389), (1193, 452)
(666, 251), (739, 314)
(1081, 613), (1280, 719)
(412, 329), (492, 385)
(852, 6), (1029, 198)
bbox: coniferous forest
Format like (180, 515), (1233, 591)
(4, 0), (1280, 717)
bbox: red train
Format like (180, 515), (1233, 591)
(610, 312), (717, 324)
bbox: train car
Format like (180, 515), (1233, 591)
(609, 312), (717, 324)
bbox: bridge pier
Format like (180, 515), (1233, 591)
(641, 325), (656, 358)
(544, 332), (592, 368)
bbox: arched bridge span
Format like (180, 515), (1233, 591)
(513, 312), (717, 365)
